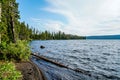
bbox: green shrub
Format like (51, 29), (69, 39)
(0, 42), (8, 60)
(0, 40), (31, 61)
(0, 62), (22, 80)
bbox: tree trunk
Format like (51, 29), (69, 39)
(0, 3), (1, 22)
(0, 34), (1, 44)
(0, 3), (1, 43)
(10, 15), (16, 43)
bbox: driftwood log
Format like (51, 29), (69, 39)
(31, 53), (68, 68)
(31, 53), (91, 76)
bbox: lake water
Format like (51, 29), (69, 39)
(30, 40), (120, 80)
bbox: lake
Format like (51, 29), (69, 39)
(30, 40), (120, 80)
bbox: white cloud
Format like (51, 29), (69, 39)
(35, 0), (120, 36)
(31, 18), (64, 32)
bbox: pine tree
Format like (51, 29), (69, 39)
(0, 0), (20, 43)
(0, 3), (2, 43)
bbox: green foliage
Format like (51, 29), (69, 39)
(0, 62), (22, 80)
(18, 22), (32, 40)
(31, 30), (86, 40)
(0, 40), (31, 61)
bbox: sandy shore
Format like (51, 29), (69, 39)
(15, 61), (46, 80)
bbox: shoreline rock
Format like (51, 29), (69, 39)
(40, 45), (45, 49)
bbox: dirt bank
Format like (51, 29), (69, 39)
(15, 61), (46, 80)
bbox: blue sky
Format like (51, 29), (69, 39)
(16, 0), (120, 36)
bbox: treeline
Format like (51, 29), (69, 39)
(11, 21), (86, 40)
(31, 30), (85, 40)
(13, 22), (86, 40)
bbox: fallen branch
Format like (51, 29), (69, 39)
(31, 53), (68, 68)
(31, 53), (91, 76)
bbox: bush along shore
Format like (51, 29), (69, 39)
(0, 40), (46, 80)
(0, 40), (28, 80)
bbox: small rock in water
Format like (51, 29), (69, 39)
(40, 45), (45, 49)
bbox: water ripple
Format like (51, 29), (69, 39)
(30, 40), (120, 80)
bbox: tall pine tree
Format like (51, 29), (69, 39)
(0, 0), (19, 43)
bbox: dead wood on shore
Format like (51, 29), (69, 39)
(31, 53), (91, 76)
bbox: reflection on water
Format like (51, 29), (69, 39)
(30, 40), (120, 80)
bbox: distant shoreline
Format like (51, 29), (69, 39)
(87, 35), (120, 39)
